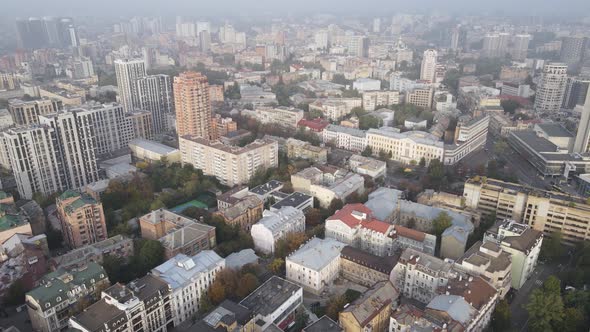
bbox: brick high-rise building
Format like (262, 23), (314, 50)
(174, 71), (212, 139)
(56, 189), (107, 249)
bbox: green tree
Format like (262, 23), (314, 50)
(526, 278), (565, 331)
(501, 99), (522, 114)
(359, 115), (383, 130)
(326, 294), (348, 320)
(3, 279), (26, 305)
(491, 299), (511, 331)
(269, 258), (285, 275)
(419, 157), (426, 168)
(541, 231), (565, 262)
(137, 240), (165, 274)
(361, 146), (373, 157)
(432, 212), (453, 236)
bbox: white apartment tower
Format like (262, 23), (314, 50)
(534, 63), (568, 114)
(114, 58), (147, 112)
(574, 88), (590, 153)
(136, 74), (174, 134)
(420, 49), (437, 83)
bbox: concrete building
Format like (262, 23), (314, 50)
(139, 209), (216, 259)
(339, 281), (399, 332)
(456, 241), (512, 298)
(463, 177), (590, 245)
(303, 316), (342, 332)
(406, 88), (434, 109)
(49, 235), (133, 271)
(441, 226), (471, 260)
(340, 245), (398, 287)
(291, 166), (365, 208)
(573, 91), (590, 153)
(239, 276), (303, 331)
(322, 125), (367, 152)
(214, 194), (263, 231)
(69, 275), (172, 332)
(135, 74), (174, 134)
(286, 237), (346, 294)
(114, 58), (147, 112)
(352, 78), (381, 91)
(7, 98), (60, 125)
(534, 63), (568, 114)
(286, 138), (328, 164)
(25, 262), (110, 332)
(366, 127), (444, 165)
(174, 71), (212, 139)
(560, 36), (587, 68)
(242, 106), (304, 129)
(484, 220), (543, 289)
(152, 251), (225, 326)
(194, 299), (255, 331)
(362, 91), (400, 111)
(347, 36), (369, 58)
(443, 115), (489, 165)
(348, 155), (386, 179)
(127, 110), (154, 140)
(250, 206), (305, 254)
(56, 190), (107, 249)
(129, 138), (181, 164)
(563, 77), (590, 109)
(420, 49), (437, 83)
(179, 137), (278, 187)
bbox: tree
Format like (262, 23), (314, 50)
(305, 208), (323, 226)
(236, 273), (259, 298)
(541, 231), (565, 262)
(209, 280), (227, 305)
(432, 212), (453, 236)
(269, 258), (285, 275)
(543, 275), (561, 295)
(501, 99), (522, 114)
(361, 146), (373, 157)
(491, 299), (511, 331)
(275, 232), (308, 258)
(328, 198), (344, 215)
(359, 115), (383, 130)
(494, 140), (509, 155)
(137, 240), (165, 274)
(428, 159), (445, 181)
(325, 294), (348, 320)
(526, 278), (565, 331)
(419, 157), (426, 168)
(3, 279), (26, 305)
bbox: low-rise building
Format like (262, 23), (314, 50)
(152, 251), (225, 326)
(309, 99), (349, 121)
(239, 276), (303, 331)
(286, 138), (328, 164)
(139, 209), (216, 259)
(339, 281), (399, 332)
(129, 138), (181, 164)
(225, 248), (259, 270)
(291, 166), (365, 208)
(249, 180), (284, 202)
(362, 90), (400, 111)
(214, 194), (263, 231)
(484, 220), (543, 289)
(303, 316), (342, 332)
(270, 192), (314, 212)
(340, 246), (398, 287)
(456, 241), (512, 298)
(406, 88), (434, 109)
(348, 155), (386, 179)
(194, 300), (255, 331)
(49, 235), (134, 271)
(242, 106), (304, 129)
(286, 237), (346, 294)
(26, 262), (110, 332)
(251, 207), (305, 254)
(297, 118), (330, 134)
(366, 128), (444, 165)
(322, 125), (367, 152)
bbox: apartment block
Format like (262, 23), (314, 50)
(56, 190), (107, 249)
(362, 90), (400, 111)
(174, 71), (212, 139)
(7, 98), (60, 125)
(242, 106), (304, 129)
(286, 138), (328, 164)
(339, 246), (398, 287)
(406, 88), (434, 109)
(180, 136), (278, 187)
(251, 206), (305, 254)
(339, 281), (399, 332)
(322, 125), (367, 152)
(214, 194), (263, 231)
(49, 235), (133, 271)
(456, 241), (512, 298)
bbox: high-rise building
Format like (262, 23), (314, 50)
(420, 49), (437, 83)
(114, 58), (147, 112)
(56, 189), (107, 249)
(534, 63), (568, 113)
(573, 88), (590, 153)
(174, 71), (212, 139)
(511, 34), (531, 60)
(315, 30), (329, 50)
(16, 17), (75, 49)
(348, 36), (369, 57)
(563, 77), (590, 109)
(482, 33), (500, 57)
(7, 98), (61, 125)
(373, 18), (381, 33)
(560, 36), (588, 67)
(136, 74), (174, 134)
(199, 31), (211, 53)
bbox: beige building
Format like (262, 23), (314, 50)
(180, 136), (278, 187)
(362, 90), (400, 111)
(366, 128), (444, 165)
(286, 138), (328, 164)
(209, 84), (225, 103)
(129, 138), (181, 164)
(339, 281), (399, 332)
(7, 98), (60, 125)
(340, 246), (398, 287)
(214, 194), (263, 231)
(463, 177), (590, 245)
(406, 88), (434, 109)
(174, 71), (212, 139)
(56, 190), (107, 249)
(126, 110), (154, 140)
(456, 241), (512, 298)
(291, 166), (365, 208)
(242, 106), (304, 129)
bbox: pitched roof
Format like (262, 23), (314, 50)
(328, 204), (391, 234)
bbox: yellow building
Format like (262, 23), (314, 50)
(339, 281), (399, 332)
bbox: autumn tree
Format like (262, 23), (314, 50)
(269, 258), (285, 275)
(305, 208), (323, 227)
(326, 294), (348, 320)
(236, 273), (259, 298)
(275, 232), (308, 259)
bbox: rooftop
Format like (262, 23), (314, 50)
(365, 187), (403, 221)
(239, 276), (301, 317)
(303, 316), (343, 332)
(152, 251), (224, 290)
(287, 238), (346, 271)
(271, 192), (313, 210)
(129, 138), (179, 155)
(342, 281), (399, 327)
(367, 128), (443, 148)
(324, 124), (367, 138)
(328, 203), (391, 234)
(536, 123), (574, 138)
(255, 206), (304, 237)
(250, 180), (284, 196)
(340, 246), (399, 274)
(72, 299), (127, 332)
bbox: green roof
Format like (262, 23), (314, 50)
(59, 189), (82, 201)
(0, 213), (27, 231)
(27, 262), (108, 311)
(62, 194), (99, 215)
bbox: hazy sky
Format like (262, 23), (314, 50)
(2, 0), (589, 17)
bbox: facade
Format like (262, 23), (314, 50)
(366, 128), (444, 165)
(406, 88), (434, 109)
(69, 275), (173, 332)
(127, 110), (154, 140)
(573, 91), (590, 153)
(152, 251), (225, 326)
(286, 237), (346, 294)
(456, 241), (512, 298)
(534, 63), (568, 114)
(348, 155), (386, 179)
(174, 71), (212, 139)
(49, 235), (133, 271)
(484, 220), (543, 289)
(129, 138), (181, 164)
(286, 138), (328, 164)
(420, 49), (437, 83)
(560, 36), (587, 67)
(7, 98), (60, 125)
(180, 136), (278, 187)
(291, 166), (365, 208)
(242, 106), (304, 129)
(139, 209), (217, 259)
(340, 246), (398, 287)
(362, 91), (400, 111)
(440, 226), (471, 260)
(56, 190), (107, 249)
(251, 206), (305, 254)
(463, 177), (590, 245)
(114, 58), (147, 112)
(25, 262), (110, 332)
(339, 281), (399, 332)
(443, 115), (489, 165)
(136, 74), (174, 134)
(214, 195), (263, 231)
(322, 125), (367, 152)
(352, 78), (381, 91)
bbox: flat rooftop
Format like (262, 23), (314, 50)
(239, 276), (301, 317)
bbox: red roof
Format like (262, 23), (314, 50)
(392, 225), (426, 242)
(328, 203), (391, 234)
(499, 94), (531, 106)
(298, 118), (330, 131)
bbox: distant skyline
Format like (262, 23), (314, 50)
(2, 0), (590, 18)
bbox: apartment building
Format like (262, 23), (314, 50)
(286, 237), (346, 294)
(484, 220), (543, 289)
(174, 71), (212, 139)
(114, 58), (147, 112)
(139, 209), (217, 259)
(456, 241), (512, 298)
(152, 251), (225, 326)
(291, 166), (365, 208)
(362, 90), (400, 111)
(348, 155), (386, 179)
(463, 177), (590, 244)
(135, 74), (174, 134)
(7, 98), (61, 125)
(309, 100), (350, 121)
(322, 125), (367, 152)
(443, 115), (489, 165)
(242, 106), (304, 129)
(534, 63), (568, 114)
(214, 194), (263, 231)
(251, 206), (305, 254)
(56, 190), (107, 249)
(339, 281), (399, 332)
(366, 127), (444, 165)
(406, 88), (434, 109)
(49, 235), (133, 271)
(69, 275), (173, 332)
(126, 110), (154, 140)
(180, 136), (278, 187)
(340, 246), (398, 287)
(286, 138), (328, 164)
(26, 262), (110, 332)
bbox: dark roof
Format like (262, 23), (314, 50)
(303, 316), (343, 332)
(511, 131), (558, 153)
(340, 246), (399, 274)
(250, 180), (283, 196)
(219, 300), (253, 325)
(271, 192), (312, 210)
(239, 276), (301, 317)
(536, 123), (573, 138)
(73, 299), (127, 332)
